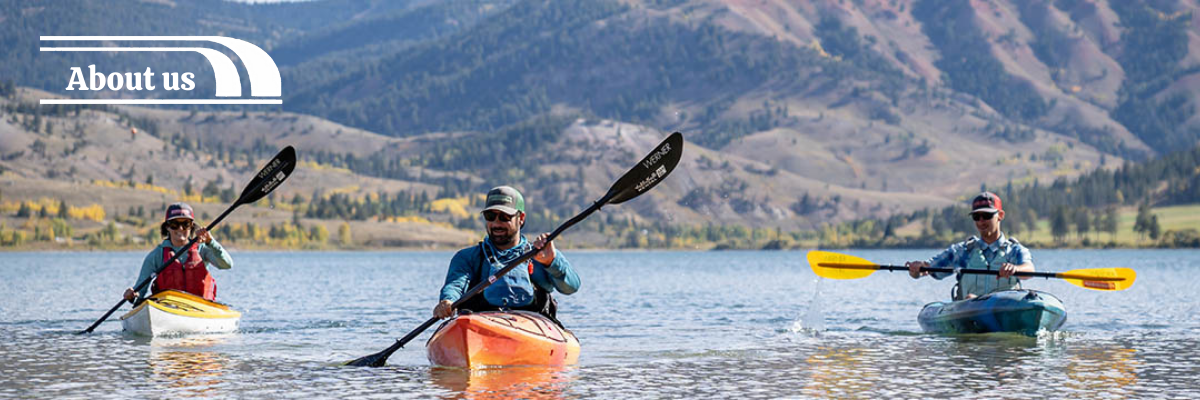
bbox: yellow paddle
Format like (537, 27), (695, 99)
(806, 250), (1136, 291)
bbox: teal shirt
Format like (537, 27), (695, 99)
(132, 239), (233, 298)
(439, 237), (580, 306)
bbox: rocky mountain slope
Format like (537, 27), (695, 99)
(5, 0), (1200, 244)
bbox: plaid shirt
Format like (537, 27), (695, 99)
(926, 234), (1031, 280)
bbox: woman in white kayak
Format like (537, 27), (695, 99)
(903, 192), (1035, 300)
(122, 202), (233, 303)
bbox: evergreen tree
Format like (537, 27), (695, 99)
(1050, 206), (1070, 243)
(1104, 207), (1119, 241)
(1074, 207), (1091, 239)
(1134, 204), (1152, 240)
(1023, 208), (1038, 240)
(184, 176), (194, 196)
(102, 221), (119, 241)
(310, 224), (329, 244)
(1149, 215), (1162, 241)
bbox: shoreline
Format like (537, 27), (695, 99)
(3, 243), (1195, 252)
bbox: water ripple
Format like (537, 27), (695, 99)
(2, 250), (1200, 398)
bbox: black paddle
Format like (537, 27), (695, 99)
(80, 146), (297, 334)
(345, 132), (684, 367)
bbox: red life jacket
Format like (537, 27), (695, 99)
(153, 242), (217, 301)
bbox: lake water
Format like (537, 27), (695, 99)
(2, 249), (1198, 398)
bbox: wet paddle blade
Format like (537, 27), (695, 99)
(79, 146), (297, 334)
(346, 134), (685, 367)
(1058, 267), (1137, 291)
(345, 350), (391, 368)
(237, 146), (297, 205)
(604, 132), (683, 205)
(807, 250), (880, 280)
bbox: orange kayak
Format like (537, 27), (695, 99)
(426, 311), (580, 368)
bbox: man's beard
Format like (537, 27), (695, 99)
(489, 229), (517, 247)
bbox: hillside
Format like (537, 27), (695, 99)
(0, 88), (479, 249)
(819, 141), (1200, 249)
(5, 0), (1200, 248)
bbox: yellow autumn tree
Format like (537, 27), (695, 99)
(310, 224), (330, 244)
(338, 222), (352, 246)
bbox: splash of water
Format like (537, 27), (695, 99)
(790, 278), (825, 336)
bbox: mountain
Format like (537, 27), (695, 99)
(281, 0), (1142, 222)
(4, 0), (1200, 248)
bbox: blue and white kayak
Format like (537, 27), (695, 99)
(918, 289), (1066, 336)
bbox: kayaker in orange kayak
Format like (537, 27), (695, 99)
(122, 202), (233, 303)
(433, 186), (580, 323)
(904, 192), (1035, 300)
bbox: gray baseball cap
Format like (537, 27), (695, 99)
(482, 186), (525, 215)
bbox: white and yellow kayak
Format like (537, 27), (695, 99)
(119, 290), (240, 336)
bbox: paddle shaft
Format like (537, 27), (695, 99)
(818, 263), (1127, 282)
(79, 145), (295, 334)
(84, 197), (251, 333)
(366, 199), (607, 359)
(346, 133), (683, 367)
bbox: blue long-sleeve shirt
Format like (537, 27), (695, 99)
(925, 234), (1030, 280)
(439, 239), (579, 305)
(132, 239), (233, 298)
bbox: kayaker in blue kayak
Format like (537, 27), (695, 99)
(432, 186), (580, 322)
(122, 202), (233, 303)
(905, 192), (1035, 300)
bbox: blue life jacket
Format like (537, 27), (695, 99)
(479, 237), (536, 308)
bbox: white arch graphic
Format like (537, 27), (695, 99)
(41, 36), (281, 97)
(41, 47), (242, 97)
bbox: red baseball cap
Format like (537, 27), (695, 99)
(969, 192), (1002, 214)
(165, 202), (195, 222)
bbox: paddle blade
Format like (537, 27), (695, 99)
(604, 132), (683, 205)
(1058, 267), (1137, 291)
(807, 250), (879, 280)
(344, 350), (391, 368)
(237, 146), (297, 205)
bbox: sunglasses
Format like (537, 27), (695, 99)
(482, 211), (515, 222)
(166, 220), (192, 230)
(971, 212), (996, 221)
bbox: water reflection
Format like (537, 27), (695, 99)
(430, 366), (574, 399)
(5, 250), (1200, 398)
(1065, 347), (1138, 396)
(803, 346), (874, 398)
(146, 336), (234, 398)
(945, 333), (1041, 379)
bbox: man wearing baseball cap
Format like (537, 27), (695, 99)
(904, 192), (1035, 300)
(122, 202), (233, 303)
(433, 186), (579, 322)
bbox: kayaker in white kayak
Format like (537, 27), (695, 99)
(905, 192), (1035, 300)
(433, 186), (580, 323)
(122, 202), (233, 303)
